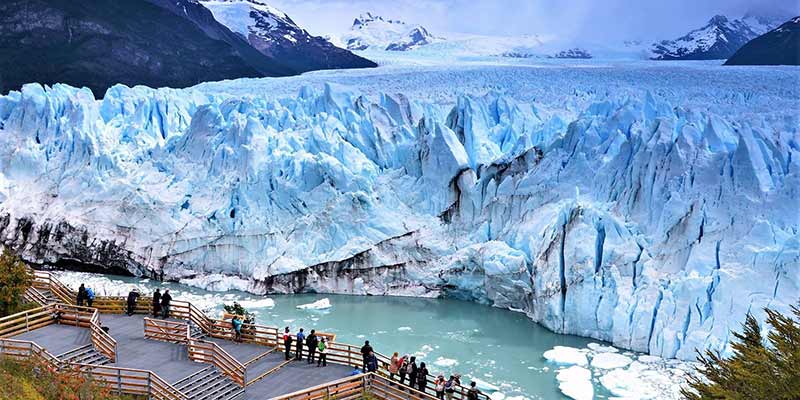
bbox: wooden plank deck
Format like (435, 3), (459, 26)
(11, 312), (355, 398)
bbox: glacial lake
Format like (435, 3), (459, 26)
(55, 271), (692, 399)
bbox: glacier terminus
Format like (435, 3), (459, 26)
(0, 62), (797, 364)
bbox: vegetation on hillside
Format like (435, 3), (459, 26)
(0, 249), (33, 316)
(682, 303), (800, 399)
(0, 356), (135, 400)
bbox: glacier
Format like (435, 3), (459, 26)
(0, 63), (798, 362)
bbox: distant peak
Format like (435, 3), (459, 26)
(708, 15), (729, 25)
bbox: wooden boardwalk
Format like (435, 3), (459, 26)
(0, 270), (485, 400)
(10, 313), (354, 399)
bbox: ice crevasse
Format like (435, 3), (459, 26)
(0, 82), (797, 361)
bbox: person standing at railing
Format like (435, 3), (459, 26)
(466, 381), (482, 400)
(398, 354), (409, 385)
(360, 340), (374, 372)
(152, 289), (161, 318)
(232, 315), (243, 342)
(283, 326), (293, 360)
(317, 337), (327, 367)
(389, 352), (400, 380)
(445, 375), (460, 400)
(126, 289), (140, 316)
(295, 328), (305, 361)
(77, 284), (86, 306)
(85, 287), (95, 307)
(366, 351), (379, 373)
(434, 375), (446, 400)
(306, 330), (318, 364)
(417, 362), (429, 393)
(407, 356), (419, 390)
(161, 289), (172, 318)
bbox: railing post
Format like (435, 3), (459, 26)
(146, 372), (152, 400)
(25, 314), (29, 332)
(117, 368), (122, 394)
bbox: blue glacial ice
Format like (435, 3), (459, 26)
(0, 67), (797, 362)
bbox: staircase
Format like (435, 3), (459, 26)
(174, 366), (244, 400)
(57, 344), (112, 366)
(189, 322), (206, 340)
(24, 287), (60, 305)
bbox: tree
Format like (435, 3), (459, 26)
(0, 249), (33, 316)
(682, 303), (800, 399)
(223, 301), (255, 325)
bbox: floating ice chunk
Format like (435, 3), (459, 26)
(489, 392), (505, 400)
(587, 343), (619, 353)
(590, 353), (633, 369)
(638, 355), (662, 364)
(296, 298), (332, 310)
(556, 366), (593, 400)
(600, 368), (659, 399)
(434, 357), (459, 367)
(237, 298), (275, 308)
(470, 377), (500, 392)
(398, 326), (413, 331)
(543, 346), (588, 366)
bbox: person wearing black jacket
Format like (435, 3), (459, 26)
(126, 290), (140, 316)
(360, 340), (374, 371)
(152, 289), (161, 317)
(306, 330), (318, 364)
(77, 284), (86, 306)
(408, 356), (419, 390)
(160, 289), (172, 318)
(417, 362), (429, 393)
(366, 351), (379, 372)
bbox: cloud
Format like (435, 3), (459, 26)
(270, 0), (799, 41)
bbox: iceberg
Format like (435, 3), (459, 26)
(590, 352), (633, 369)
(297, 298), (332, 310)
(555, 366), (593, 400)
(0, 63), (797, 363)
(543, 346), (588, 366)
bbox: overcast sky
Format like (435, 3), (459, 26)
(269, 0), (798, 41)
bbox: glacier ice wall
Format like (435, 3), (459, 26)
(0, 80), (798, 360)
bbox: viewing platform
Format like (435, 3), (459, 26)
(0, 270), (484, 400)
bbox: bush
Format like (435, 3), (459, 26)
(0, 249), (33, 317)
(0, 356), (136, 400)
(223, 301), (255, 325)
(682, 304), (800, 399)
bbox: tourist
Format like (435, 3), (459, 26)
(283, 326), (293, 360)
(417, 362), (429, 393)
(85, 286), (95, 307)
(77, 284), (86, 306)
(306, 330), (318, 364)
(126, 289), (140, 315)
(407, 356), (419, 389)
(445, 375), (461, 400)
(231, 315), (243, 342)
(161, 289), (172, 318)
(366, 351), (379, 373)
(398, 354), (409, 385)
(466, 382), (482, 400)
(434, 375), (446, 399)
(317, 337), (328, 367)
(152, 289), (161, 317)
(295, 328), (305, 361)
(389, 352), (400, 380)
(360, 340), (374, 371)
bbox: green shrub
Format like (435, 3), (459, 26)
(682, 303), (800, 399)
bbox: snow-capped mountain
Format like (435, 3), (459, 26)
(651, 14), (785, 60)
(198, 0), (376, 72)
(726, 16), (800, 65)
(343, 12), (440, 51)
(551, 48), (593, 59)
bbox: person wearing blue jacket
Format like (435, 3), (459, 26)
(85, 287), (95, 307)
(295, 328), (305, 361)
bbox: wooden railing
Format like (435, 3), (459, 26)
(272, 373), (441, 400)
(88, 307), (118, 362)
(26, 270), (486, 398)
(187, 339), (247, 387)
(0, 338), (185, 400)
(0, 304), (56, 338)
(72, 363), (189, 400)
(144, 317), (189, 344)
